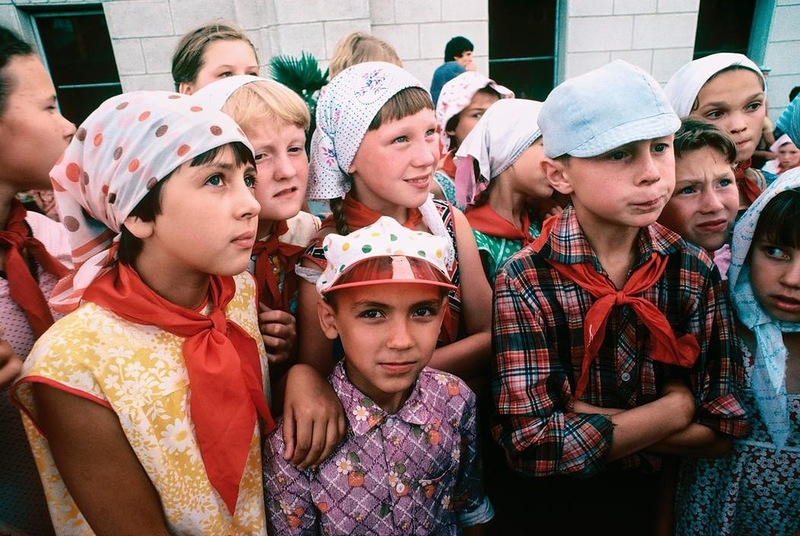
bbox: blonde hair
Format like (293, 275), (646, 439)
(328, 32), (402, 79)
(222, 80), (310, 132)
(171, 20), (257, 90)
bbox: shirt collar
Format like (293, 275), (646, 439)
(331, 361), (431, 436)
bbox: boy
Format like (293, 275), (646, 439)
(263, 216), (494, 534)
(491, 61), (749, 534)
(444, 36), (475, 71)
(657, 118), (739, 277)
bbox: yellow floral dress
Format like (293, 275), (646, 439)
(14, 272), (270, 535)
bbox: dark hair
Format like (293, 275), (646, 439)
(790, 86), (800, 103)
(0, 25), (34, 115)
(673, 118), (737, 164)
(444, 36), (473, 63)
(752, 188), (800, 250)
(171, 20), (257, 90)
(328, 87), (434, 236)
(119, 142), (255, 265)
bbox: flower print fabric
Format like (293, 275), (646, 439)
(263, 362), (494, 534)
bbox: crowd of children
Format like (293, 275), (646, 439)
(1, 17), (799, 536)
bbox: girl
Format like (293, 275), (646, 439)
(454, 98), (554, 284)
(171, 19), (259, 94)
(762, 134), (800, 179)
(298, 61), (492, 382)
(0, 26), (75, 536)
(674, 169), (800, 536)
(664, 53), (768, 214)
(328, 31), (402, 79)
(433, 71), (513, 209)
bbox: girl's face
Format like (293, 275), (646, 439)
(179, 39), (259, 95)
(0, 55), (76, 190)
(691, 69), (765, 163)
(244, 119), (308, 237)
(348, 108), (438, 220)
(750, 239), (800, 323)
(135, 145), (260, 283)
(658, 146), (738, 252)
(508, 140), (552, 200)
(447, 91), (499, 151)
(778, 142), (800, 171)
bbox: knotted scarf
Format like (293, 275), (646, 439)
(251, 220), (304, 311)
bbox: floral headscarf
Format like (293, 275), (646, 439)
(728, 168), (800, 449)
(49, 90), (252, 312)
(307, 61), (425, 200)
(454, 98), (543, 206)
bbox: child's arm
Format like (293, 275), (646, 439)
(31, 383), (171, 535)
(280, 363), (347, 470)
(0, 337), (23, 388)
(263, 425), (320, 534)
(428, 208), (492, 379)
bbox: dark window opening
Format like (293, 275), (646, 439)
(693, 0), (756, 59)
(489, 0), (557, 101)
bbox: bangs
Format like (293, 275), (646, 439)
(190, 141), (255, 168)
(753, 188), (800, 248)
(368, 87), (433, 131)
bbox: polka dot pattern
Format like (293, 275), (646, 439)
(307, 62), (426, 200)
(316, 216), (453, 295)
(48, 90), (253, 313)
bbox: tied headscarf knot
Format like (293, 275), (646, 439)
(534, 215), (700, 399)
(1, 199), (70, 337)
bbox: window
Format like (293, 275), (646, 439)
(693, 0), (756, 59)
(30, 8), (121, 126)
(489, 0), (559, 100)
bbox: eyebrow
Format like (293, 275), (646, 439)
(700, 92), (765, 108)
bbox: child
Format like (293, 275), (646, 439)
(491, 60), (749, 534)
(454, 98), (553, 283)
(762, 133), (800, 179)
(664, 53), (768, 214)
(444, 36), (476, 71)
(433, 71), (513, 209)
(298, 61), (492, 383)
(263, 216), (494, 534)
(674, 169), (800, 536)
(0, 26), (75, 536)
(328, 31), (402, 79)
(10, 90), (322, 534)
(171, 19), (259, 94)
(657, 118), (739, 277)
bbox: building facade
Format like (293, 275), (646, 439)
(0, 0), (797, 126)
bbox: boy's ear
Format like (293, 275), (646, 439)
(178, 81), (194, 95)
(541, 158), (574, 195)
(317, 298), (340, 340)
(122, 215), (155, 240)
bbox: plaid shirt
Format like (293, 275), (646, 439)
(492, 206), (749, 478)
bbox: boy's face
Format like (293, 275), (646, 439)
(750, 240), (800, 323)
(349, 109), (438, 220)
(658, 147), (738, 252)
(132, 145), (260, 283)
(180, 39), (259, 95)
(243, 120), (308, 237)
(691, 69), (765, 163)
(447, 91), (499, 150)
(544, 136), (676, 232)
(454, 50), (474, 70)
(317, 283), (446, 413)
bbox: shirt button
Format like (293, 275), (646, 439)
(385, 417), (394, 427)
(621, 372), (631, 382)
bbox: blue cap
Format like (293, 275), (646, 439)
(539, 60), (680, 158)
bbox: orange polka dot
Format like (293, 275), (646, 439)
(93, 133), (103, 147)
(101, 184), (109, 195)
(190, 106), (203, 112)
(65, 163), (81, 182)
(177, 144), (190, 157)
(138, 111), (151, 121)
(128, 159), (140, 172)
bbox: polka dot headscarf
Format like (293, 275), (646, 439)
(307, 61), (426, 200)
(49, 90), (253, 312)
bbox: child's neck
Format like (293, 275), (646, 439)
(349, 190), (412, 227)
(257, 219), (276, 240)
(577, 212), (640, 290)
(489, 176), (528, 230)
(132, 258), (211, 310)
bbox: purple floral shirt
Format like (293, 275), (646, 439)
(263, 362), (493, 534)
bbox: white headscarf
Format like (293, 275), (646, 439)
(663, 53), (764, 118)
(454, 99), (543, 206)
(728, 168), (800, 449)
(49, 91), (252, 312)
(193, 74), (269, 110)
(307, 61), (425, 200)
